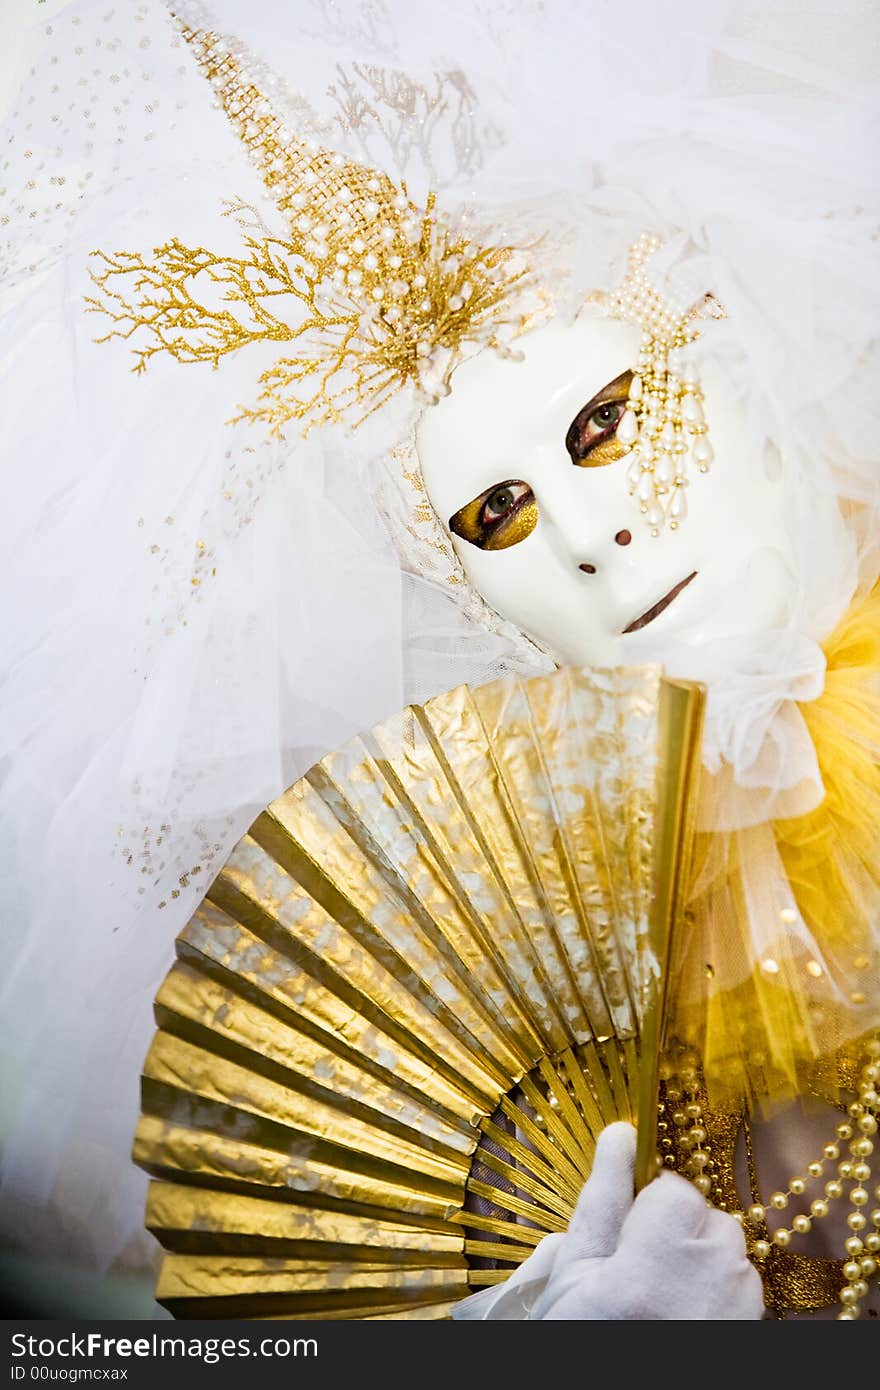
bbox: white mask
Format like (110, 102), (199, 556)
(416, 314), (796, 671)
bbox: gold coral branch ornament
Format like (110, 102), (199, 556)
(85, 20), (535, 435)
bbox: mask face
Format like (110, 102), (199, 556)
(416, 314), (795, 669)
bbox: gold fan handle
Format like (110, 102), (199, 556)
(634, 1001), (663, 1192)
(634, 678), (706, 1192)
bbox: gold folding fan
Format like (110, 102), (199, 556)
(135, 665), (703, 1319)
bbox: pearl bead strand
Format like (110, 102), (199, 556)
(664, 1037), (880, 1320)
(736, 1038), (880, 1320)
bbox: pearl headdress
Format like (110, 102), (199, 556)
(86, 18), (536, 434)
(87, 18), (718, 542)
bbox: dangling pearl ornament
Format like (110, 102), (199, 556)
(606, 234), (722, 536)
(668, 483), (688, 525)
(693, 437), (714, 472)
(637, 470), (655, 504)
(617, 408), (640, 447)
(626, 456), (643, 489)
(654, 452), (675, 488)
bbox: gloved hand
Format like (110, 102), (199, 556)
(453, 1121), (765, 1320)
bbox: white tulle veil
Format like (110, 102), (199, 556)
(0, 0), (877, 1276)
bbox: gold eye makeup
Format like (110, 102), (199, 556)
(565, 369), (634, 466)
(449, 479), (538, 551)
(447, 371), (636, 553)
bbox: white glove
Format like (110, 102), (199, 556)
(453, 1121), (765, 1320)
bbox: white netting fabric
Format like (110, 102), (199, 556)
(371, 435), (555, 697)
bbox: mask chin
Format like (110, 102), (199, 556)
(417, 315), (795, 674)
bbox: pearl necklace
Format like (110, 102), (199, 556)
(660, 1036), (880, 1319)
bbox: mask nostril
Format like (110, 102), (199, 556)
(614, 529), (632, 547)
(579, 562), (597, 575)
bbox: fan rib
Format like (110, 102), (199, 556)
(468, 1148), (574, 1223)
(462, 1239), (535, 1265)
(517, 1074), (598, 1182)
(602, 1036), (636, 1120)
(559, 1046), (607, 1136)
(534, 1059), (599, 1180)
(465, 1178), (568, 1232)
(578, 1039), (619, 1124)
(478, 1117), (583, 1205)
(494, 1097), (588, 1195)
(450, 1211), (545, 1246)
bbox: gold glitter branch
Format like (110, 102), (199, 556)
(85, 236), (312, 374)
(87, 213), (527, 433)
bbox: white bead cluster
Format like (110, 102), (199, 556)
(607, 235), (716, 536)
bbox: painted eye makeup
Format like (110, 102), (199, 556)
(565, 369), (634, 466)
(447, 370), (636, 552)
(449, 478), (538, 551)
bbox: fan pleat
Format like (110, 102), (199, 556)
(399, 697), (574, 1053)
(435, 687), (593, 1046)
(153, 1251), (469, 1319)
(307, 750), (541, 1067)
(135, 1114), (460, 1216)
(141, 1032), (468, 1187)
(152, 961), (475, 1154)
(175, 905), (491, 1123)
(204, 861), (508, 1109)
(146, 1184), (464, 1255)
(249, 795), (528, 1084)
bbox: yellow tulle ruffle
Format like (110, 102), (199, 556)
(671, 585), (880, 1112)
